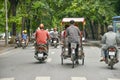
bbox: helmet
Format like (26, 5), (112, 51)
(24, 30), (27, 32)
(107, 25), (113, 31)
(70, 20), (75, 24)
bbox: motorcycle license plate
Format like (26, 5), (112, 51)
(38, 54), (43, 57)
(22, 41), (25, 43)
(109, 52), (115, 56)
(71, 43), (77, 48)
(54, 41), (57, 43)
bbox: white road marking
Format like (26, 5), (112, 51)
(46, 58), (52, 62)
(0, 48), (18, 56)
(32, 46), (35, 49)
(71, 77), (87, 80)
(35, 76), (50, 80)
(51, 52), (55, 54)
(108, 78), (120, 80)
(57, 46), (60, 48)
(0, 78), (15, 80)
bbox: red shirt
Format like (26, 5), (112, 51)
(35, 29), (49, 44)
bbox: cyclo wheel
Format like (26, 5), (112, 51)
(71, 54), (75, 68)
(61, 55), (64, 65)
(72, 60), (74, 68)
(82, 56), (84, 65)
(61, 47), (64, 65)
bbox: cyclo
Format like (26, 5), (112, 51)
(61, 18), (85, 68)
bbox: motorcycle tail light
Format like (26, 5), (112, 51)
(109, 48), (116, 51)
(38, 47), (45, 51)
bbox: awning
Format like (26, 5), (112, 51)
(62, 18), (85, 22)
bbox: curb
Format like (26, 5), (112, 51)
(82, 41), (102, 47)
(0, 44), (14, 54)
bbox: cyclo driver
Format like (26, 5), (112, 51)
(65, 20), (81, 64)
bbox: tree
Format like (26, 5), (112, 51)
(8, 0), (19, 36)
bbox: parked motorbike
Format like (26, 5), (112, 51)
(34, 44), (48, 63)
(21, 39), (26, 49)
(14, 38), (21, 48)
(104, 46), (118, 69)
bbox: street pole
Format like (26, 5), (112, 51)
(5, 0), (8, 46)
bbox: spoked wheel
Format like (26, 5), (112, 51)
(82, 57), (84, 65)
(71, 54), (75, 68)
(61, 55), (64, 65)
(72, 60), (75, 68)
(110, 65), (113, 69)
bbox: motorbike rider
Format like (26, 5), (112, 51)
(65, 20), (81, 64)
(15, 33), (21, 47)
(52, 27), (59, 43)
(100, 25), (119, 62)
(21, 30), (28, 46)
(35, 23), (50, 55)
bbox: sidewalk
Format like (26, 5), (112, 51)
(0, 40), (14, 54)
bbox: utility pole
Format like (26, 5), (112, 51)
(5, 0), (8, 46)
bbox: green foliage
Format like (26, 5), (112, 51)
(0, 1), (5, 32)
(0, 0), (120, 38)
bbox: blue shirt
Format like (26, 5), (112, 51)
(22, 34), (27, 40)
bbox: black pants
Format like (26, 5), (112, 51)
(68, 43), (79, 59)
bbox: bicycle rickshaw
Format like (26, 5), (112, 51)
(61, 18), (85, 68)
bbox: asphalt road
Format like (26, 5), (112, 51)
(0, 44), (120, 80)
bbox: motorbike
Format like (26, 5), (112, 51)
(14, 38), (21, 48)
(21, 39), (26, 49)
(104, 46), (118, 69)
(34, 44), (48, 63)
(53, 38), (59, 48)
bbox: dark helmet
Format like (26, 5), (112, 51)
(107, 25), (113, 31)
(70, 20), (75, 24)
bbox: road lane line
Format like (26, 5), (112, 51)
(35, 76), (50, 80)
(51, 52), (55, 54)
(32, 46), (35, 49)
(108, 78), (120, 80)
(0, 78), (15, 80)
(46, 58), (52, 62)
(71, 77), (87, 80)
(0, 48), (19, 56)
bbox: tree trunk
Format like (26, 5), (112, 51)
(9, 0), (19, 36)
(26, 18), (30, 37)
(90, 20), (95, 39)
(21, 17), (26, 33)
